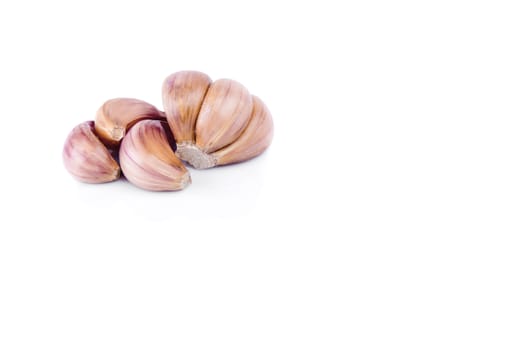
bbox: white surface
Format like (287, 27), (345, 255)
(1, 0), (524, 349)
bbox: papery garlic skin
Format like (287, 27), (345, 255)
(94, 98), (165, 145)
(162, 71), (273, 169)
(119, 120), (191, 191)
(63, 121), (120, 183)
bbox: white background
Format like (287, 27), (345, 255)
(0, 0), (524, 349)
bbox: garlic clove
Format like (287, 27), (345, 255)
(162, 71), (211, 143)
(63, 121), (120, 183)
(213, 95), (274, 165)
(119, 120), (191, 191)
(195, 79), (253, 153)
(94, 98), (165, 145)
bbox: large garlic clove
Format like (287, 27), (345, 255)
(195, 79), (253, 153)
(213, 96), (274, 165)
(162, 71), (211, 143)
(63, 121), (120, 183)
(119, 120), (191, 191)
(94, 98), (165, 145)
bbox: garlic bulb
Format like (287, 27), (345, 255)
(94, 98), (165, 145)
(119, 120), (191, 191)
(162, 71), (274, 169)
(63, 121), (120, 183)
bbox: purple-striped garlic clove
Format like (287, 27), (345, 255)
(119, 120), (191, 191)
(63, 121), (120, 183)
(94, 98), (165, 146)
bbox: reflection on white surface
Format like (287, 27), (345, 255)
(73, 152), (271, 221)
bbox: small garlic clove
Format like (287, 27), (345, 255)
(119, 120), (191, 191)
(213, 95), (274, 165)
(94, 98), (165, 145)
(63, 121), (120, 183)
(195, 79), (253, 153)
(163, 71), (211, 143)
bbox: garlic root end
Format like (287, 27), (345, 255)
(176, 142), (217, 169)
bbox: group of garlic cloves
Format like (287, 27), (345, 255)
(63, 71), (274, 191)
